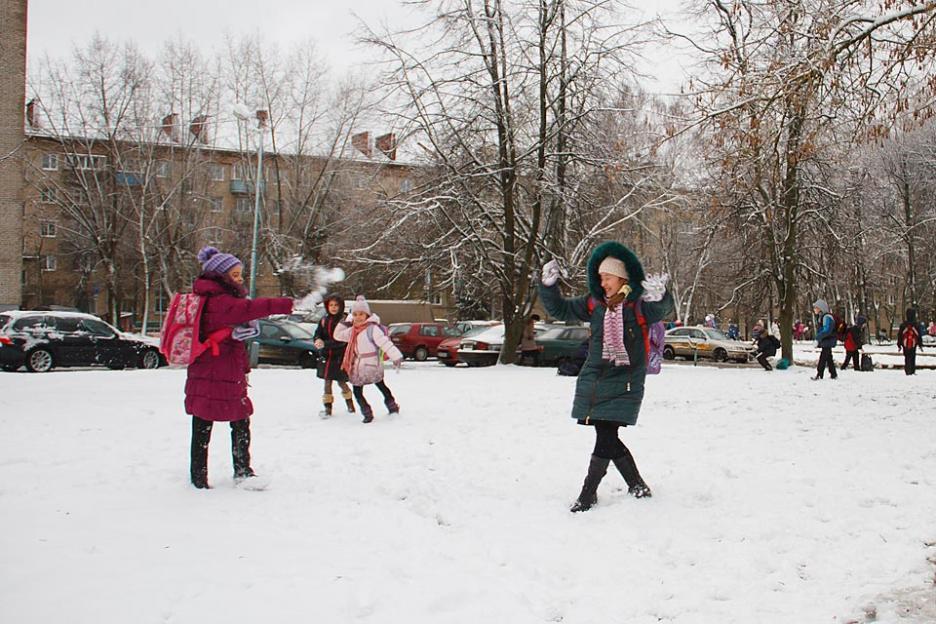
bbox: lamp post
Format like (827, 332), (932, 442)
(234, 107), (268, 299)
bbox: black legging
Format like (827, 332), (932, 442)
(817, 346), (837, 378)
(353, 381), (395, 411)
(904, 348), (917, 375)
(842, 350), (860, 370)
(593, 421), (629, 459)
(756, 353), (772, 370)
(190, 416), (252, 479)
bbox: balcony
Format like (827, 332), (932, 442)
(229, 179), (265, 195)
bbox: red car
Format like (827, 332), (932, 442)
(388, 322), (464, 361)
(437, 323), (501, 366)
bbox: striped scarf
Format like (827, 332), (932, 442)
(602, 304), (631, 366)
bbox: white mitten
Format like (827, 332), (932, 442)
(541, 259), (561, 287)
(641, 273), (669, 302)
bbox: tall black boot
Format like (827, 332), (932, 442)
(612, 448), (652, 498)
(571, 455), (610, 512)
(231, 419), (254, 479)
(190, 416), (213, 489)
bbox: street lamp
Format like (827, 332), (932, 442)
(233, 106), (268, 299)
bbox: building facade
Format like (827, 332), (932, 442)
(0, 0), (26, 310)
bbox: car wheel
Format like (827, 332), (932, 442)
(414, 346), (429, 361)
(2, 364), (20, 372)
(713, 348), (728, 362)
(140, 349), (161, 369)
(299, 352), (316, 369)
(25, 348), (54, 373)
(663, 346), (675, 360)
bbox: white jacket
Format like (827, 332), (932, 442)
(332, 314), (403, 386)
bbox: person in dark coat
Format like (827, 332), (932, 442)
(811, 298), (838, 380)
(897, 308), (924, 375)
(540, 241), (674, 513)
(313, 295), (355, 417)
(841, 316), (866, 370)
(753, 327), (781, 371)
(185, 247), (293, 489)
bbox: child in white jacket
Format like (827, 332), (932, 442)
(333, 295), (404, 423)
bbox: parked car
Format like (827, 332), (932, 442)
(537, 325), (591, 367)
(247, 319), (319, 368)
(437, 324), (500, 367)
(388, 322), (464, 361)
(663, 326), (753, 363)
(456, 323), (563, 367)
(0, 311), (166, 373)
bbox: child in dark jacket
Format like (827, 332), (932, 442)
(841, 316), (866, 370)
(313, 295), (355, 418)
(753, 329), (781, 371)
(185, 247), (293, 489)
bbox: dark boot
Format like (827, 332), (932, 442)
(190, 416), (212, 489)
(612, 449), (652, 498)
(231, 419), (254, 478)
(361, 405), (374, 423)
(570, 455), (609, 512)
(342, 390), (356, 413)
(385, 399), (400, 414)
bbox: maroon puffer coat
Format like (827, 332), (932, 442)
(184, 275), (292, 421)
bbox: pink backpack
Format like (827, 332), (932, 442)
(159, 293), (231, 367)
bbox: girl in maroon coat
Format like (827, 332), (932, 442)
(185, 246), (293, 489)
(313, 295), (355, 418)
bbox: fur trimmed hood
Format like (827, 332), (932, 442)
(586, 241), (645, 303)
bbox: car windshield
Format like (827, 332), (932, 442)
(462, 325), (499, 338)
(280, 321), (313, 340)
(389, 324), (410, 336)
(706, 329), (730, 341)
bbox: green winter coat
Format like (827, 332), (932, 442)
(539, 241), (674, 426)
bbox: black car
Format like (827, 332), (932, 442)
(247, 319), (319, 368)
(0, 311), (165, 372)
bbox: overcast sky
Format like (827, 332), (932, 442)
(27, 0), (694, 94)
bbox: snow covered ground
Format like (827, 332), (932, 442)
(2, 361), (935, 623)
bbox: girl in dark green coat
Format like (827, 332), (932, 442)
(539, 241), (674, 512)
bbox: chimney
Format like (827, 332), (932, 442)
(352, 131), (371, 158)
(161, 113), (179, 142)
(190, 114), (209, 144)
(375, 133), (397, 161)
(25, 98), (39, 128)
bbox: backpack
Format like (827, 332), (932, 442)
(903, 325), (919, 349)
(860, 353), (874, 372)
(159, 292), (232, 367)
(587, 296), (665, 374)
(366, 323), (391, 362)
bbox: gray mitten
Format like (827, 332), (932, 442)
(541, 259), (561, 287)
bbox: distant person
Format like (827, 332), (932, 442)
(333, 295), (404, 423)
(727, 322), (739, 340)
(519, 314), (542, 366)
(753, 326), (781, 371)
(313, 295), (356, 418)
(812, 299), (837, 380)
(897, 308), (924, 375)
(928, 321), (936, 338)
(704, 314), (716, 329)
(841, 316), (866, 370)
(770, 320), (780, 339)
(793, 320), (806, 341)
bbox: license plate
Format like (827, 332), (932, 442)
(437, 350), (448, 357)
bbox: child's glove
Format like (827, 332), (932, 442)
(541, 259), (561, 287)
(641, 273), (669, 302)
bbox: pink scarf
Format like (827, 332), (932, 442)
(341, 323), (368, 374)
(602, 303), (631, 366)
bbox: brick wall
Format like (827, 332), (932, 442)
(0, 0), (26, 308)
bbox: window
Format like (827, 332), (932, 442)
(260, 322), (285, 340)
(389, 324), (411, 336)
(235, 197), (253, 213)
(231, 163), (247, 181)
(39, 221), (57, 238)
(205, 227), (223, 246)
(41, 153), (58, 171)
(156, 160), (170, 178)
(400, 178), (413, 193)
(79, 318), (116, 338)
(12, 316), (48, 331)
(419, 325), (440, 337)
(39, 187), (57, 204)
(42, 255), (57, 271)
(208, 197), (223, 212)
(66, 154), (106, 170)
(207, 163), (224, 182)
(51, 317), (81, 333)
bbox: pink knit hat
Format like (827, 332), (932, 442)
(350, 295), (371, 315)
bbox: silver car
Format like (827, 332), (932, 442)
(663, 326), (753, 363)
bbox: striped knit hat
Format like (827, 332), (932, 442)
(197, 246), (242, 275)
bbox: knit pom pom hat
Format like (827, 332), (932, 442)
(350, 295), (371, 315)
(197, 246), (242, 275)
(597, 256), (628, 280)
